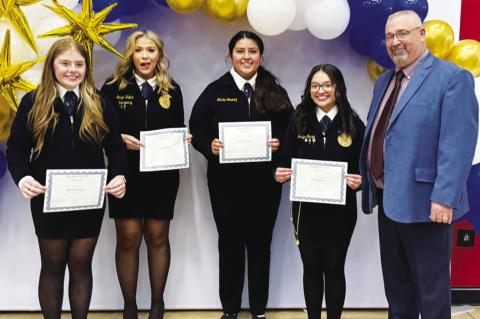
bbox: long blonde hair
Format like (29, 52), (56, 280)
(28, 37), (109, 157)
(109, 30), (173, 92)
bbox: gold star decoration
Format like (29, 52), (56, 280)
(0, 0), (41, 54)
(0, 29), (40, 112)
(38, 0), (137, 64)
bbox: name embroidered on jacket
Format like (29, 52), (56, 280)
(116, 95), (134, 110)
(297, 134), (316, 144)
(217, 97), (238, 102)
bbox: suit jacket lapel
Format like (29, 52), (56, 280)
(365, 70), (393, 138)
(388, 53), (434, 129)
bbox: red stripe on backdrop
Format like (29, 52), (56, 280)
(460, 0), (480, 40)
(451, 0), (480, 289)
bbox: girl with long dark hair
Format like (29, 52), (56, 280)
(275, 64), (365, 319)
(189, 31), (292, 319)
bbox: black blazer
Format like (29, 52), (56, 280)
(189, 72), (292, 184)
(6, 90), (127, 212)
(278, 110), (365, 247)
(101, 77), (185, 137)
(279, 110), (365, 209)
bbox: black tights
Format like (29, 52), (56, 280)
(38, 237), (98, 319)
(299, 245), (348, 319)
(115, 218), (170, 319)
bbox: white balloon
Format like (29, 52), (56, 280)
(57, 0), (80, 10)
(21, 62), (44, 85)
(305, 0), (350, 40)
(15, 62), (44, 103)
(247, 0), (296, 36)
(0, 22), (36, 63)
(473, 76), (480, 165)
(289, 0), (308, 31)
(23, 0), (79, 26)
(32, 15), (70, 57)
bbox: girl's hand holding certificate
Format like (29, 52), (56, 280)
(345, 173), (362, 190)
(122, 134), (144, 151)
(211, 138), (224, 156)
(105, 175), (127, 199)
(20, 176), (47, 199)
(275, 167), (293, 183)
(268, 138), (280, 152)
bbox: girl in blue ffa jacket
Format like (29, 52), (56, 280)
(101, 30), (189, 319)
(189, 31), (292, 319)
(7, 38), (127, 319)
(275, 64), (364, 319)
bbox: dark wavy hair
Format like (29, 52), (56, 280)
(228, 31), (290, 113)
(294, 64), (359, 136)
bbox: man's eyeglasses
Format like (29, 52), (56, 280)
(385, 27), (421, 42)
(310, 82), (334, 92)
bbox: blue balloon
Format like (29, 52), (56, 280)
(88, 0), (127, 22)
(370, 32), (395, 69)
(124, 0), (147, 16)
(395, 0), (429, 21)
(350, 0), (396, 35)
(0, 150), (6, 180)
(349, 26), (375, 56)
(459, 164), (480, 234)
(155, 0), (169, 7)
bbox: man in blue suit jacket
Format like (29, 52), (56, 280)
(360, 10), (478, 319)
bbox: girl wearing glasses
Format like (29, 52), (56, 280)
(101, 30), (190, 319)
(275, 64), (365, 319)
(189, 31), (292, 319)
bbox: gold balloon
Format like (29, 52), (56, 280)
(167, 0), (205, 14)
(423, 20), (455, 59)
(0, 94), (14, 141)
(234, 0), (248, 17)
(205, 0), (248, 20)
(39, 0), (137, 64)
(0, 0), (41, 54)
(0, 29), (40, 112)
(0, 94), (10, 128)
(367, 58), (386, 81)
(446, 40), (480, 78)
(0, 110), (13, 141)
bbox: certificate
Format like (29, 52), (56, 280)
(43, 169), (107, 213)
(140, 127), (189, 171)
(290, 159), (348, 205)
(219, 121), (271, 163)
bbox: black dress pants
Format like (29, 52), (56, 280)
(208, 179), (281, 315)
(377, 189), (453, 319)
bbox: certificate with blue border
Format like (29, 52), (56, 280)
(219, 121), (272, 164)
(290, 159), (347, 205)
(43, 169), (107, 213)
(140, 128), (189, 172)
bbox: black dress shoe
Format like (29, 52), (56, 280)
(220, 314), (238, 319)
(149, 299), (164, 319)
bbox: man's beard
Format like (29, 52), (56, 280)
(392, 46), (409, 66)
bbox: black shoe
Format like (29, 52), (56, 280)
(252, 314), (266, 319)
(149, 299), (165, 319)
(220, 314), (238, 319)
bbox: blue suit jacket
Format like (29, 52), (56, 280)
(360, 53), (479, 223)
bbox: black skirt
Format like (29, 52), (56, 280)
(109, 151), (179, 220)
(292, 193), (357, 249)
(31, 195), (104, 239)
